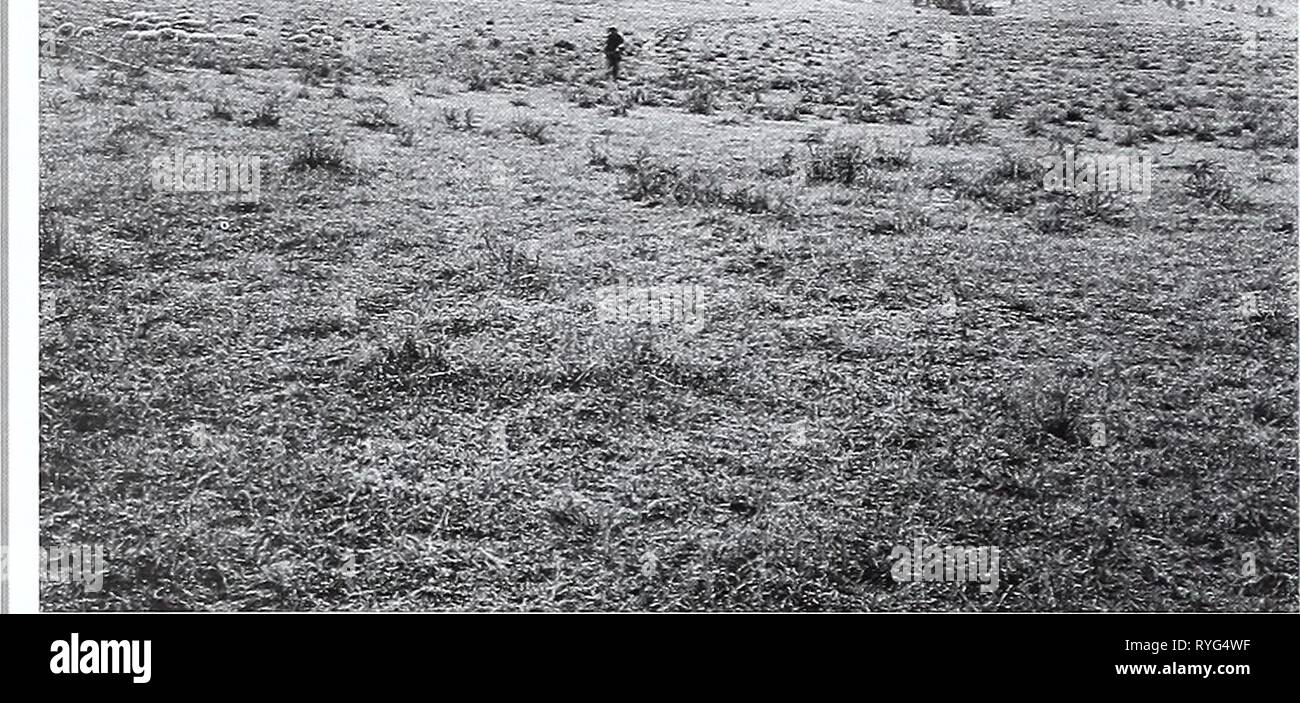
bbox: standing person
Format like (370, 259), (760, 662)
(604, 27), (625, 80)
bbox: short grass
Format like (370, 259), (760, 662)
(38, 0), (1298, 610)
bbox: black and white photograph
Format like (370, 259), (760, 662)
(22, 0), (1299, 615)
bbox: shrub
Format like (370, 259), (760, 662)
(927, 114), (988, 145)
(685, 83), (718, 115)
(209, 96), (236, 121)
(950, 149), (1044, 212)
(287, 132), (356, 174)
(354, 101), (398, 130)
(508, 117), (552, 145)
(990, 92), (1019, 120)
(762, 103), (802, 122)
(862, 139), (915, 170)
(760, 148), (798, 178)
(617, 148), (792, 216)
(1114, 122), (1156, 147)
(441, 106), (477, 131)
(587, 139), (612, 170)
(805, 140), (863, 186)
(466, 64), (496, 92)
(40, 207), (67, 260)
(997, 369), (1096, 448)
(847, 86), (912, 124)
(245, 95), (283, 128)
(1183, 160), (1250, 212)
(1022, 105), (1058, 137)
(1031, 191), (1133, 235)
(803, 138), (908, 186)
(871, 195), (931, 235)
(395, 123), (418, 147)
(299, 59), (336, 87)
(1248, 117), (1298, 150)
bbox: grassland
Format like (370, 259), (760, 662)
(38, 0), (1298, 610)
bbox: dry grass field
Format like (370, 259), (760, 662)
(38, 0), (1299, 610)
